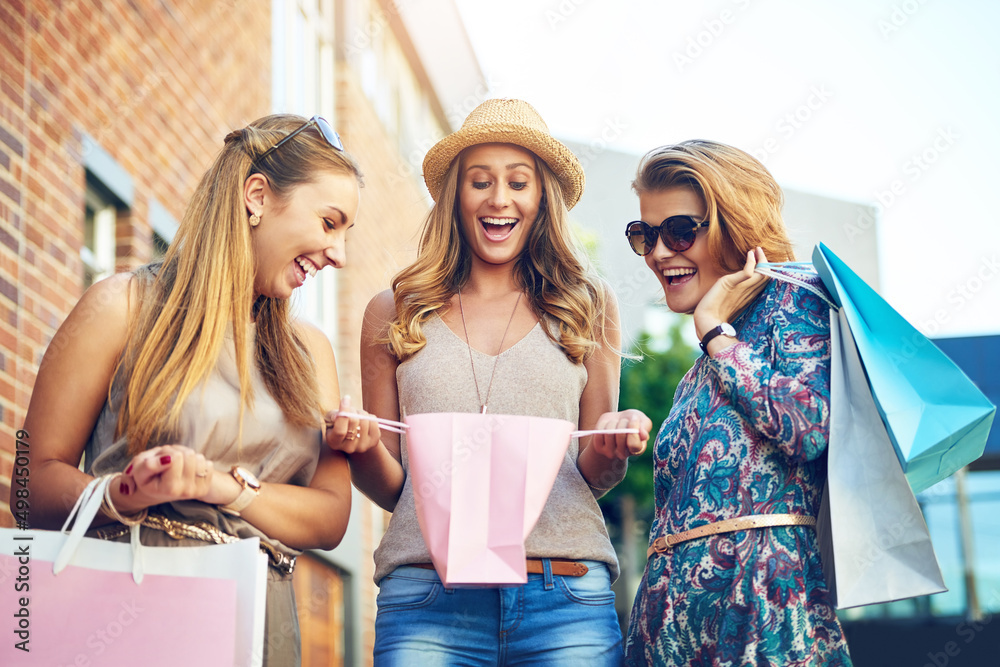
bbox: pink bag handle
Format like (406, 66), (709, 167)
(571, 428), (639, 438)
(330, 412), (638, 439)
(328, 411), (408, 434)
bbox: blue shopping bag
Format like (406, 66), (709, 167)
(811, 243), (995, 492)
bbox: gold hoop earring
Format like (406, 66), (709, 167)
(249, 212), (261, 227)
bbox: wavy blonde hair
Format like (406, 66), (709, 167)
(118, 114), (362, 455)
(387, 150), (610, 364)
(632, 140), (794, 272)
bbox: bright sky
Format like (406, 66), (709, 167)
(454, 0), (1000, 338)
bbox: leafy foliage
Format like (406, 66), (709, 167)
(600, 320), (698, 520)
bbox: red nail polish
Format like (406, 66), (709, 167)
(120, 483), (130, 495)
(125, 464), (133, 475)
(160, 455), (171, 465)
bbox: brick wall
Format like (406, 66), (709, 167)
(1, 3), (432, 662)
(0, 0), (270, 521)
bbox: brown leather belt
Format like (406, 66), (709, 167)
(647, 513), (816, 558)
(409, 558), (589, 577)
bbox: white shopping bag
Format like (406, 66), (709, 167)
(816, 307), (947, 608)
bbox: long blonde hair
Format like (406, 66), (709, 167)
(118, 114), (362, 455)
(632, 140), (794, 272)
(387, 150), (610, 364)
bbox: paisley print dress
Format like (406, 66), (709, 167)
(624, 273), (852, 666)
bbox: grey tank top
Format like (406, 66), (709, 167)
(85, 323), (322, 560)
(373, 314), (621, 583)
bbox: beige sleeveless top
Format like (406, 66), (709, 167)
(85, 322), (322, 561)
(373, 314), (621, 583)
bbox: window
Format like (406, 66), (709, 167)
(149, 198), (179, 262)
(83, 183), (118, 287)
(272, 0), (339, 337)
(81, 134), (133, 286)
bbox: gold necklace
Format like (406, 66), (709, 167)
(457, 288), (523, 414)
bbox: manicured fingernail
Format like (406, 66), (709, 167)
(160, 455), (171, 464)
(125, 464), (133, 475)
(120, 483), (130, 495)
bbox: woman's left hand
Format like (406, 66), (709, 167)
(588, 409), (653, 460)
(693, 246), (770, 340)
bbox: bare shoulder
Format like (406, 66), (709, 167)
(51, 272), (135, 356)
(365, 289), (396, 321)
(79, 271), (134, 319)
(362, 289), (396, 339)
(292, 319), (335, 364)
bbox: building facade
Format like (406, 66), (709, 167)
(0, 1), (483, 664)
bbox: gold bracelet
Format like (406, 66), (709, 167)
(100, 473), (148, 526)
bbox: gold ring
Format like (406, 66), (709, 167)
(344, 429), (357, 441)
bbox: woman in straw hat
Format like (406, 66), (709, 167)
(332, 98), (651, 663)
(622, 141), (851, 665)
(24, 114), (363, 665)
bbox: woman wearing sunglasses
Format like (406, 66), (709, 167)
(329, 98), (651, 664)
(22, 114), (362, 665)
(622, 141), (852, 665)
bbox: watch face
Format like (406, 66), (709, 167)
(234, 466), (261, 490)
(721, 323), (736, 337)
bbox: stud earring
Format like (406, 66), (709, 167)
(249, 212), (261, 227)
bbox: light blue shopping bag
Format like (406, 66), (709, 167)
(811, 243), (995, 492)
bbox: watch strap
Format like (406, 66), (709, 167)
(219, 487), (256, 516)
(699, 323), (736, 354)
(219, 466), (260, 516)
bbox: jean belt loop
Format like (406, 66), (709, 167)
(542, 558), (554, 590)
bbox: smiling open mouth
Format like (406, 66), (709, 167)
(295, 256), (318, 282)
(664, 267), (696, 285)
(480, 216), (517, 241)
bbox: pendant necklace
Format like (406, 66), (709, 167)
(458, 288), (523, 414)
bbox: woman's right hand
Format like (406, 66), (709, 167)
(113, 444), (215, 514)
(324, 395), (382, 456)
(693, 247), (770, 341)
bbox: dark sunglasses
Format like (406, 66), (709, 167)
(625, 216), (710, 256)
(254, 115), (343, 164)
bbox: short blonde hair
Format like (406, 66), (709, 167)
(632, 140), (794, 272)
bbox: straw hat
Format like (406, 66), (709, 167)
(422, 99), (585, 210)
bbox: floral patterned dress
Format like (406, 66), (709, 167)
(624, 273), (852, 666)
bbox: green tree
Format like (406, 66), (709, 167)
(601, 318), (698, 620)
(602, 319), (697, 512)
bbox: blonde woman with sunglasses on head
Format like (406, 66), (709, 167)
(330, 99), (652, 665)
(22, 114), (365, 665)
(623, 140), (852, 666)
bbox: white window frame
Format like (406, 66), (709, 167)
(83, 186), (117, 286)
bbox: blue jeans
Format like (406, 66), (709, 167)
(374, 560), (623, 666)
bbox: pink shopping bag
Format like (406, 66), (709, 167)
(405, 412), (575, 586)
(0, 476), (268, 666)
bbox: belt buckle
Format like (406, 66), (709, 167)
(651, 535), (673, 553)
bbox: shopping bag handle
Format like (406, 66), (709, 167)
(330, 412), (641, 440)
(755, 262), (839, 310)
(571, 429), (640, 438)
(327, 411), (409, 434)
(55, 475), (145, 583)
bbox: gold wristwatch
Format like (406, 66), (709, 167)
(219, 465), (261, 517)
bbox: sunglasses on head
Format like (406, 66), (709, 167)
(625, 216), (710, 256)
(254, 115), (344, 165)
